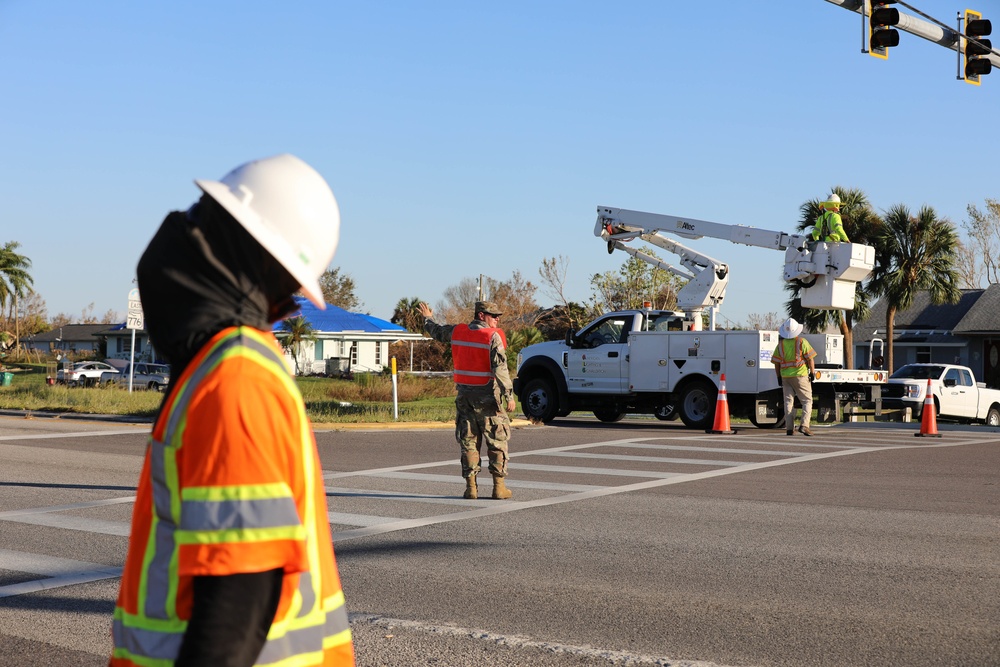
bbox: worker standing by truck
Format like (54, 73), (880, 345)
(771, 317), (818, 437)
(418, 300), (516, 500)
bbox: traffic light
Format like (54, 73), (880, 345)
(964, 9), (993, 85)
(868, 1), (900, 59)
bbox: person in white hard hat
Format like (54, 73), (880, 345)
(771, 317), (818, 436)
(810, 192), (850, 242)
(112, 155), (355, 666)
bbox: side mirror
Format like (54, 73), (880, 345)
(565, 330), (575, 347)
(943, 378), (956, 387)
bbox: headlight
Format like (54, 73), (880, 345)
(904, 383), (921, 399)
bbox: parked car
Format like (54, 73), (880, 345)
(57, 361), (120, 387)
(116, 362), (171, 391)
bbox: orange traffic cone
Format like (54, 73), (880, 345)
(915, 378), (941, 438)
(707, 373), (736, 434)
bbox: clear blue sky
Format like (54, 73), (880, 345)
(2, 1), (996, 326)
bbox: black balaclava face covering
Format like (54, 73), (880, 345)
(136, 194), (301, 380)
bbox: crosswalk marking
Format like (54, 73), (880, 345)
(0, 548), (122, 598)
(2, 425), (996, 598)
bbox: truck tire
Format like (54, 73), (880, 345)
(520, 377), (558, 424)
(986, 406), (1000, 427)
(593, 408), (626, 423)
(678, 378), (717, 430)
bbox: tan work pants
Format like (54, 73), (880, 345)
(781, 375), (813, 429)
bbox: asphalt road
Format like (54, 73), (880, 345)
(0, 414), (997, 666)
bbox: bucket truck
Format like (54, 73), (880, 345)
(514, 206), (885, 429)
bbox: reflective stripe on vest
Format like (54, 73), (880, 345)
(451, 324), (506, 386)
(111, 327), (353, 667)
(775, 338), (808, 376)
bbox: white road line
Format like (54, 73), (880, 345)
(351, 613), (736, 667)
(599, 442), (840, 455)
(0, 496), (136, 518)
(0, 429), (143, 441)
(341, 470), (604, 492)
(330, 445), (884, 542)
(328, 512), (399, 527)
(1, 513), (130, 536)
(512, 462), (685, 478)
(0, 548), (121, 598)
(326, 487), (496, 507)
(538, 451), (751, 467)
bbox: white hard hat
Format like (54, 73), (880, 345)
(196, 154), (339, 309)
(825, 193), (841, 206)
(778, 318), (803, 339)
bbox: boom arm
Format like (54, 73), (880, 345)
(596, 205), (875, 318)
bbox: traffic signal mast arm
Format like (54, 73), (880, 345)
(826, 0), (1000, 70)
(595, 206), (876, 327)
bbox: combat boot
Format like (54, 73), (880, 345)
(491, 475), (512, 500)
(464, 475), (478, 499)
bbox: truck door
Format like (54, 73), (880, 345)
(565, 314), (630, 395)
(941, 367), (977, 418)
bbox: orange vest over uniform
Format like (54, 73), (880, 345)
(451, 324), (507, 386)
(111, 326), (354, 667)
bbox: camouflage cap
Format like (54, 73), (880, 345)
(474, 301), (503, 316)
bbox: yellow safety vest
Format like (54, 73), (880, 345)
(772, 337), (814, 378)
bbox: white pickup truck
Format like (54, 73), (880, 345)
(514, 308), (885, 430)
(883, 363), (1000, 426)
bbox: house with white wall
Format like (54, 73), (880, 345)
(97, 297), (426, 375)
(273, 297), (426, 375)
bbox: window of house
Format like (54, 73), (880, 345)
(375, 341), (382, 366)
(350, 343), (358, 366)
(314, 339), (324, 360)
(916, 346), (930, 363)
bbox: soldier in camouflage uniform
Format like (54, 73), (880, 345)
(418, 300), (516, 500)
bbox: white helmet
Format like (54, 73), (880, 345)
(824, 193), (841, 208)
(778, 317), (803, 339)
(196, 154), (339, 309)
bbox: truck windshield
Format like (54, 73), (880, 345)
(890, 365), (944, 380)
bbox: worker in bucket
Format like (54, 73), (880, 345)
(810, 192), (851, 243)
(771, 317), (817, 437)
(418, 300), (516, 500)
(111, 154), (355, 666)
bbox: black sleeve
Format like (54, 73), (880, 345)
(175, 568), (284, 667)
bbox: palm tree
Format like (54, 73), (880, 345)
(785, 187), (882, 368)
(390, 297), (425, 334)
(0, 242), (34, 351)
(869, 204), (961, 372)
(278, 315), (316, 375)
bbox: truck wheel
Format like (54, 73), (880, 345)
(678, 378), (717, 430)
(593, 408), (626, 423)
(986, 406), (1000, 427)
(520, 378), (558, 424)
(654, 404), (679, 421)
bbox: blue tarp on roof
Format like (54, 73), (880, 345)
(272, 296), (406, 334)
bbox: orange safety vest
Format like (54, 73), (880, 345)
(111, 326), (354, 667)
(772, 337), (815, 377)
(451, 324), (506, 386)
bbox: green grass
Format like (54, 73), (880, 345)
(0, 364), (462, 423)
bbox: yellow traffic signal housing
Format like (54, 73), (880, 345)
(869, 1), (901, 59)
(964, 9), (993, 85)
